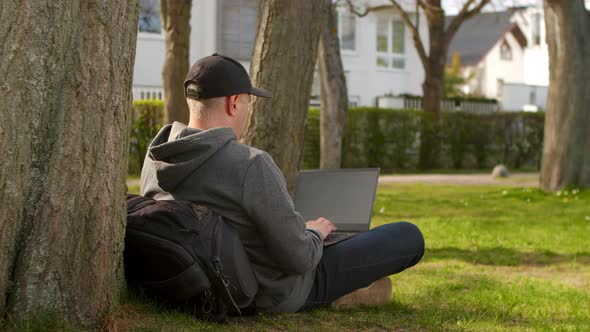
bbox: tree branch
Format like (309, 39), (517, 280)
(389, 0), (428, 67)
(445, 0), (491, 46)
(345, 0), (391, 17)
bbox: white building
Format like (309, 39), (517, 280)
(447, 4), (550, 111)
(133, 1), (553, 111)
(132, 0), (428, 106)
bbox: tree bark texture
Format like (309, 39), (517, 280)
(540, 0), (590, 191)
(318, 1), (349, 169)
(242, 0), (328, 193)
(161, 0), (191, 125)
(421, 8), (446, 120)
(0, 0), (138, 327)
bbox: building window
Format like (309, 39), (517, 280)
(532, 12), (541, 45)
(217, 0), (258, 61)
(139, 0), (161, 34)
(497, 79), (504, 98)
(500, 39), (512, 61)
(376, 17), (405, 69)
(338, 11), (356, 51)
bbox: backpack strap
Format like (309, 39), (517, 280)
(126, 194), (154, 212)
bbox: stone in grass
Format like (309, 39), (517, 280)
(492, 164), (510, 178)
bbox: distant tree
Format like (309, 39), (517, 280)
(160, 0), (192, 124)
(347, 0), (491, 120)
(540, 0), (590, 191)
(347, 0), (491, 169)
(318, 1), (349, 169)
(242, 0), (329, 193)
(0, 0), (138, 327)
(444, 52), (475, 98)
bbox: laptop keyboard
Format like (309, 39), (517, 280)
(325, 232), (356, 242)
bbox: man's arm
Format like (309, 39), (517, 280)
(241, 152), (323, 274)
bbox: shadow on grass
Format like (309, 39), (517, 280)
(113, 270), (590, 331)
(425, 247), (590, 266)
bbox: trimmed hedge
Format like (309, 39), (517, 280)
(304, 108), (545, 171)
(127, 101), (545, 174)
(128, 100), (164, 175)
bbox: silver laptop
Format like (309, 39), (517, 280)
(293, 168), (380, 246)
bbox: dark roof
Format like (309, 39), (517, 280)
(446, 11), (525, 66)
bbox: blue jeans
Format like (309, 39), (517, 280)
(299, 222), (425, 311)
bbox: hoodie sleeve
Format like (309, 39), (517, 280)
(241, 152), (323, 274)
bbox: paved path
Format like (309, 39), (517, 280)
(378, 173), (539, 187)
(128, 173), (539, 188)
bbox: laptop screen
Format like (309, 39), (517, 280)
(293, 169), (380, 232)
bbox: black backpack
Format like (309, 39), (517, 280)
(124, 194), (258, 322)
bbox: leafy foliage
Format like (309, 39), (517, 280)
(444, 52), (475, 98)
(128, 100), (164, 175)
(126, 102), (544, 173)
(304, 108), (544, 171)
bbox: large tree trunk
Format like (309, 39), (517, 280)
(243, 0), (328, 193)
(0, 0), (138, 327)
(161, 0), (191, 125)
(540, 0), (590, 191)
(318, 1), (349, 169)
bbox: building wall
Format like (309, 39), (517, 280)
(481, 32), (525, 98)
(501, 82), (548, 111)
(133, 0), (218, 98)
(132, 1), (427, 106)
(511, 4), (549, 86)
(340, 9), (427, 106)
(134, 33), (165, 89)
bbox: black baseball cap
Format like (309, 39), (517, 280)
(184, 53), (272, 100)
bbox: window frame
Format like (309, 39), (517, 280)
(375, 16), (406, 71)
(500, 39), (512, 61)
(337, 10), (358, 54)
(138, 0), (163, 36)
(531, 12), (542, 46)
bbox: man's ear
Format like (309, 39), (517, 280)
(226, 95), (239, 117)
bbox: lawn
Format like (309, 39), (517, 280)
(11, 183), (589, 331)
(108, 183), (590, 331)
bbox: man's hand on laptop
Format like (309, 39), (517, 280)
(306, 217), (337, 240)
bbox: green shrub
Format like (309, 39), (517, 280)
(304, 108), (545, 171)
(303, 109), (320, 169)
(127, 102), (545, 174)
(128, 100), (164, 175)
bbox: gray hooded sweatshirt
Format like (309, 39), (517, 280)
(140, 122), (323, 312)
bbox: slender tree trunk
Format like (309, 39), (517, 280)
(421, 7), (446, 121)
(421, 64), (444, 120)
(540, 0), (590, 191)
(318, 1), (349, 169)
(417, 4), (448, 169)
(161, 0), (191, 125)
(0, 0), (138, 327)
(243, 0), (328, 193)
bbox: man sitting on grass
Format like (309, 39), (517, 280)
(140, 54), (425, 313)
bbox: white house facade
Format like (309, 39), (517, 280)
(447, 2), (550, 111)
(132, 0), (428, 107)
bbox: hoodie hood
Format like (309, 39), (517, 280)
(144, 122), (236, 192)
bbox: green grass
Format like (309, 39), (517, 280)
(113, 183), (590, 331)
(8, 183), (587, 331)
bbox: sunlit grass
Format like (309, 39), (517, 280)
(114, 182), (590, 331)
(8, 182), (586, 331)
